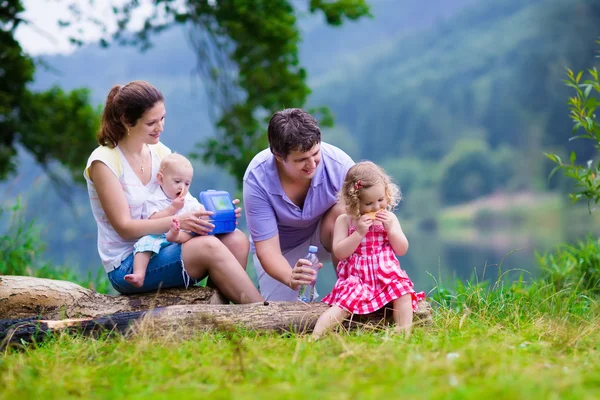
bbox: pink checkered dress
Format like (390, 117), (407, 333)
(322, 221), (425, 314)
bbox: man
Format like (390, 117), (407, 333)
(243, 108), (354, 301)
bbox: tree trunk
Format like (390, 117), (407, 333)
(0, 275), (433, 348)
(0, 275), (224, 319)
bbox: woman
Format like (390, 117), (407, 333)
(84, 80), (262, 303)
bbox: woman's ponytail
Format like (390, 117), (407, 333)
(97, 85), (125, 147)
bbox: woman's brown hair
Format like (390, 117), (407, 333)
(97, 80), (164, 147)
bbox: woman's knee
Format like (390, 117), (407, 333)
(182, 235), (223, 262)
(221, 229), (249, 249)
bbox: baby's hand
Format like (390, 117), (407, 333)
(355, 215), (373, 236)
(172, 194), (185, 211)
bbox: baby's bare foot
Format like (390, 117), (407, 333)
(166, 217), (180, 242)
(124, 273), (145, 288)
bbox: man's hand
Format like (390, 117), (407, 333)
(288, 258), (322, 290)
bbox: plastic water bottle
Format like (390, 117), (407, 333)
(297, 245), (319, 302)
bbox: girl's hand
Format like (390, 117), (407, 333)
(289, 258), (322, 290)
(178, 210), (215, 235)
(376, 210), (398, 232)
(232, 198), (242, 225)
(355, 215), (374, 236)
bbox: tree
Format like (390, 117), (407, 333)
(0, 0), (100, 185)
(63, 0), (371, 184)
(546, 40), (600, 211)
(439, 139), (496, 205)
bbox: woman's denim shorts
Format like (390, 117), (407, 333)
(107, 242), (198, 294)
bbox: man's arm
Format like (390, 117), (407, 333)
(254, 236), (316, 289)
(254, 236), (295, 288)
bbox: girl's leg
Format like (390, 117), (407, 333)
(125, 252), (151, 288)
(312, 305), (350, 340)
(217, 229), (250, 269)
(392, 294), (413, 335)
(181, 235), (263, 304)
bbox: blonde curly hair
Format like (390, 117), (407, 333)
(340, 161), (401, 219)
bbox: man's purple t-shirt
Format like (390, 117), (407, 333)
(243, 142), (354, 252)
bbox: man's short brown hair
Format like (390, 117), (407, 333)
(267, 108), (321, 159)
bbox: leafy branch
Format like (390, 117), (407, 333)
(64, 0), (371, 185)
(546, 40), (600, 211)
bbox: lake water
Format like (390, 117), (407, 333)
(255, 208), (600, 300)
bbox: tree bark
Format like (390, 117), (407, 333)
(0, 275), (223, 319)
(0, 275), (433, 348)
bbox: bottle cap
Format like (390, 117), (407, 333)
(308, 245), (318, 253)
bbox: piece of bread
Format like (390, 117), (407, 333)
(364, 210), (381, 220)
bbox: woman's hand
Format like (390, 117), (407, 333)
(288, 258), (322, 290)
(177, 209), (215, 235)
(232, 198), (242, 224)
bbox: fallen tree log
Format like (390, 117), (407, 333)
(0, 275), (433, 348)
(0, 275), (225, 319)
(1, 300), (433, 348)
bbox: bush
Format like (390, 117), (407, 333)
(546, 47), (600, 210)
(0, 199), (42, 276)
(536, 236), (600, 296)
(438, 139), (497, 205)
(0, 199), (109, 293)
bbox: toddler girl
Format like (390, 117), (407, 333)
(313, 161), (425, 339)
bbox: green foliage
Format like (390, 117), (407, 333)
(0, 200), (110, 293)
(65, 0), (370, 185)
(438, 139), (496, 205)
(18, 87), (101, 183)
(380, 157), (441, 220)
(546, 46), (600, 210)
(430, 270), (595, 320)
(312, 0), (600, 195)
(0, 199), (42, 276)
(536, 236), (600, 296)
(0, 0), (101, 183)
(0, 0), (34, 180)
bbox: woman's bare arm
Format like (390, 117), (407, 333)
(89, 161), (173, 239)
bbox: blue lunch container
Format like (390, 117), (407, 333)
(199, 190), (236, 235)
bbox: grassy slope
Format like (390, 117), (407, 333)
(2, 297), (599, 399)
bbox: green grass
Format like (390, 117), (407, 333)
(2, 286), (599, 399)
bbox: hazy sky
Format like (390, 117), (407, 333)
(15, 0), (182, 55)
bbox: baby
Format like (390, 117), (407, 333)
(124, 153), (207, 288)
